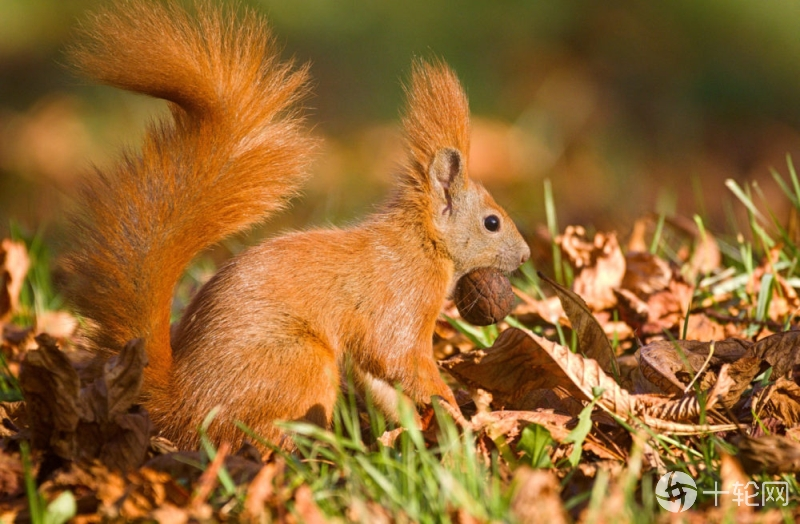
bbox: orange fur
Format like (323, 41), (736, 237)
(66, 0), (529, 450)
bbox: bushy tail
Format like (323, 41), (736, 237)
(65, 1), (315, 388)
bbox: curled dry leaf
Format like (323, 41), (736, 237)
(19, 335), (153, 471)
(446, 325), (739, 434)
(556, 226), (625, 310)
(0, 239), (30, 321)
(538, 271), (616, 375)
(751, 377), (800, 428)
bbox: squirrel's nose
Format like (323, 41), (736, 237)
(520, 244), (531, 265)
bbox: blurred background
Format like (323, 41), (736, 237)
(3, 0), (800, 248)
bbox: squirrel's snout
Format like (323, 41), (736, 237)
(519, 243), (531, 266)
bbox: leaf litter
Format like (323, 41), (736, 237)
(3, 210), (800, 522)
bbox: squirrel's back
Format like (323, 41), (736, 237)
(65, 1), (316, 391)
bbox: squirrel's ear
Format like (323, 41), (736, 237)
(429, 147), (466, 215)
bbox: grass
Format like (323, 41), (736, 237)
(238, 386), (512, 523)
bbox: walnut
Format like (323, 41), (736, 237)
(454, 267), (514, 326)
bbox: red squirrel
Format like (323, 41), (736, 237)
(65, 1), (530, 450)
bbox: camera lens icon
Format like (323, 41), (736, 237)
(655, 471), (698, 512)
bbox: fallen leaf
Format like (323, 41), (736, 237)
(557, 226), (625, 310)
(755, 330), (800, 378)
(621, 251), (672, 297)
(19, 334), (81, 457)
(511, 328), (739, 434)
(752, 378), (800, 428)
(636, 338), (758, 406)
(440, 328), (583, 408)
(471, 410), (573, 442)
(663, 214), (722, 279)
(19, 335), (153, 471)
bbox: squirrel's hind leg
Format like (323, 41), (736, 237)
(245, 334), (340, 446)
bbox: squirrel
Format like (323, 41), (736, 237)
(64, 0), (530, 450)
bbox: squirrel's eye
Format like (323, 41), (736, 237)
(484, 214), (500, 232)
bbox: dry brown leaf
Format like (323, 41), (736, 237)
(0, 239), (30, 321)
(621, 251), (672, 297)
(19, 334), (81, 457)
(755, 330), (800, 378)
(514, 328), (739, 433)
(683, 313), (728, 341)
(643, 279), (694, 335)
(538, 271), (616, 375)
(734, 434), (800, 475)
(746, 250), (800, 323)
(636, 338), (758, 407)
(471, 410), (573, 442)
(627, 219), (649, 253)
(752, 378), (800, 427)
(557, 226), (625, 310)
(510, 386), (587, 418)
(440, 328), (583, 409)
(510, 467), (567, 524)
(19, 335), (153, 471)
(149, 504), (190, 524)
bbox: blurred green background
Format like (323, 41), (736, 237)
(3, 0), (800, 247)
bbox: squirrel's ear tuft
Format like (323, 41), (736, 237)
(429, 148), (466, 215)
(400, 58), (470, 196)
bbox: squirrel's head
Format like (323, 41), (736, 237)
(426, 147), (529, 279)
(400, 59), (530, 280)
